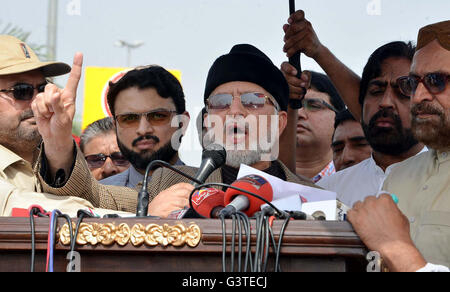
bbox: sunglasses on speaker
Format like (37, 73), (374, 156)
(0, 82), (48, 101)
(206, 92), (281, 111)
(397, 72), (450, 96)
(85, 152), (130, 169)
(115, 109), (177, 128)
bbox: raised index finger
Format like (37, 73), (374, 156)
(65, 52), (83, 96)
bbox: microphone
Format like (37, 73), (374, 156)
(192, 144), (227, 187)
(136, 144), (226, 217)
(190, 188), (226, 218)
(220, 175), (274, 217)
(181, 145), (227, 219)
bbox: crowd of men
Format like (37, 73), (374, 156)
(0, 10), (448, 272)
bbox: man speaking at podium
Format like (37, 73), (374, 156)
(146, 44), (318, 217)
(32, 43), (317, 218)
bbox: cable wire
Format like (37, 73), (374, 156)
(220, 213), (227, 272)
(46, 210), (57, 272)
(221, 211), (255, 272)
(230, 214), (236, 272)
(142, 160), (203, 191)
(65, 210), (93, 272)
(29, 207), (51, 272)
(275, 214), (291, 272)
(58, 213), (74, 272)
(188, 182), (285, 219)
(236, 211), (252, 272)
(262, 216), (270, 272)
(268, 223), (282, 272)
(46, 210), (74, 272)
(70, 211), (89, 255)
(236, 214), (243, 272)
(253, 212), (263, 272)
(29, 208), (36, 272)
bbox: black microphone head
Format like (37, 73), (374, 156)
(202, 144), (227, 168)
(193, 144), (227, 186)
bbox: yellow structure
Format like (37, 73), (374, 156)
(82, 67), (182, 130)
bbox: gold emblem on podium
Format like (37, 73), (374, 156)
(59, 222), (201, 248)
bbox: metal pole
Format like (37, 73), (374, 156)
(127, 46), (131, 67)
(47, 0), (58, 61)
(115, 40), (144, 67)
(288, 0), (302, 78)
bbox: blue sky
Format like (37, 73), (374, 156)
(1, 0), (449, 166)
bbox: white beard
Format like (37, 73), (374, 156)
(202, 114), (280, 167)
(225, 149), (262, 168)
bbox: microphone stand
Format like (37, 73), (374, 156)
(136, 160), (203, 217)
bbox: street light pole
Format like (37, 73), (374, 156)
(47, 0), (58, 61)
(126, 46), (132, 68)
(115, 40), (145, 67)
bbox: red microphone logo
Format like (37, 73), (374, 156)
(224, 175), (274, 216)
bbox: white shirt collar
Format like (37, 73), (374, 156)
(369, 146), (429, 175)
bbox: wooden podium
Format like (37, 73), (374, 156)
(0, 217), (368, 272)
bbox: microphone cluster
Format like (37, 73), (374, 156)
(134, 145), (311, 272)
(189, 174), (285, 219)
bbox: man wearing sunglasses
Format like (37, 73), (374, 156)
(0, 36), (131, 216)
(0, 35), (70, 191)
(97, 66), (188, 189)
(282, 11), (427, 208)
(147, 44), (318, 217)
(31, 65), (189, 213)
(32, 44), (316, 217)
(316, 41), (427, 207)
(348, 20), (450, 272)
(80, 117), (130, 181)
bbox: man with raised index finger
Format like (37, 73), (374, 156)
(33, 44), (317, 218)
(0, 35), (71, 190)
(32, 62), (190, 213)
(0, 36), (129, 217)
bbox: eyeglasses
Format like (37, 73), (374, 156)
(115, 110), (177, 128)
(85, 152), (130, 169)
(397, 72), (450, 96)
(0, 82), (48, 101)
(302, 98), (338, 113)
(206, 93), (280, 111)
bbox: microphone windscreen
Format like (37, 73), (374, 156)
(202, 143), (227, 168)
(191, 188), (225, 218)
(224, 175), (273, 216)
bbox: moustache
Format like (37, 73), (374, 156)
(20, 110), (35, 121)
(411, 102), (443, 117)
(368, 108), (401, 129)
(132, 135), (160, 147)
